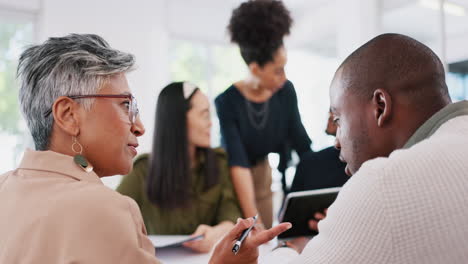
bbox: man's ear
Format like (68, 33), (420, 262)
(372, 89), (392, 128)
(52, 96), (81, 136)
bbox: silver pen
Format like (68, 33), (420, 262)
(232, 214), (258, 255)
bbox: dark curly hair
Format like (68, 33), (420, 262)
(228, 0), (292, 67)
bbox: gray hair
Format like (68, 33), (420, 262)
(17, 33), (135, 150)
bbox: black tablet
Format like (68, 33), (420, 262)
(278, 187), (341, 239)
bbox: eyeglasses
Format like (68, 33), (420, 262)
(44, 94), (140, 124)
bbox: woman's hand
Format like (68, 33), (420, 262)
(208, 217), (292, 264)
(183, 221), (233, 253)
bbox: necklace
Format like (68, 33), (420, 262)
(245, 98), (269, 130)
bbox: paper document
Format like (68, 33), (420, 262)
(149, 235), (204, 249)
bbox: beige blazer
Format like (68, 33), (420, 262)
(0, 150), (160, 263)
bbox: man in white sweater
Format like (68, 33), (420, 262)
(210, 33), (468, 263)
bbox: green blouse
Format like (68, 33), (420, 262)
(116, 148), (241, 235)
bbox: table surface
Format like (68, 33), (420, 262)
(155, 240), (276, 264)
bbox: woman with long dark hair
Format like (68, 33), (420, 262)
(118, 82), (241, 253)
(215, 0), (312, 229)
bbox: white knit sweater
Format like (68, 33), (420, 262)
(262, 116), (468, 263)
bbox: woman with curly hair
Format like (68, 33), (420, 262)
(215, 0), (312, 229)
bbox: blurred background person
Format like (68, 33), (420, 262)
(215, 0), (312, 229)
(118, 82), (241, 253)
(291, 109), (348, 192)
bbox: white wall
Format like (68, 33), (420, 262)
(446, 34), (468, 63)
(0, 0), (38, 28)
(336, 0), (381, 59)
(166, 0), (239, 44)
(0, 0), (39, 13)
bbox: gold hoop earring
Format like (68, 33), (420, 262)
(72, 136), (93, 173)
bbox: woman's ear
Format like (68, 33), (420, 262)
(249, 62), (261, 76)
(52, 96), (81, 136)
(372, 89), (392, 128)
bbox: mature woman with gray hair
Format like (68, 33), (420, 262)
(0, 33), (159, 263)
